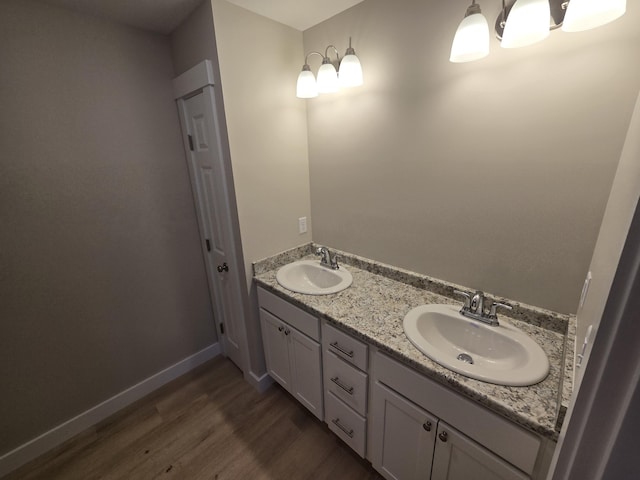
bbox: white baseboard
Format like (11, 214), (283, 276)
(0, 343), (221, 478)
(246, 370), (274, 393)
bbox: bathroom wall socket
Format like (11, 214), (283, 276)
(579, 271), (592, 309)
(298, 217), (307, 234)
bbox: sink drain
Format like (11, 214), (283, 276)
(457, 353), (474, 364)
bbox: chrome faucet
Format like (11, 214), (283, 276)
(470, 291), (486, 316)
(454, 289), (512, 326)
(315, 246), (340, 270)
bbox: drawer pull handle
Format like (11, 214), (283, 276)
(331, 376), (354, 395)
(330, 341), (354, 358)
(331, 418), (354, 438)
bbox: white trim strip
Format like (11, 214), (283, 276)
(246, 370), (274, 394)
(173, 59), (215, 99)
(0, 343), (221, 478)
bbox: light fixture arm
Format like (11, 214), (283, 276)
(303, 51), (324, 68)
(496, 0), (570, 40)
(500, 0), (507, 28)
(323, 45), (341, 65)
(465, 0), (482, 17)
(345, 37), (356, 56)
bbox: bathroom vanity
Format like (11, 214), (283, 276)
(254, 244), (574, 480)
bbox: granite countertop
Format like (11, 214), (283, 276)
(253, 244), (575, 441)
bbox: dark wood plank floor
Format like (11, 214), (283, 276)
(5, 357), (382, 480)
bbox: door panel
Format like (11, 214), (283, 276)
(259, 309), (291, 390)
(371, 381), (437, 480)
(431, 423), (529, 480)
(289, 328), (323, 420)
(180, 90), (244, 369)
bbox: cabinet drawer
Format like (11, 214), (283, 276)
(325, 391), (367, 458)
(322, 322), (368, 371)
(258, 287), (320, 341)
(324, 351), (368, 416)
(374, 351), (540, 475)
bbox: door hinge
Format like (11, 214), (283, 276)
(205, 238), (211, 252)
(220, 323), (225, 334)
(188, 134), (194, 151)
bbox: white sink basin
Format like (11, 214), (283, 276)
(276, 260), (353, 295)
(403, 304), (549, 386)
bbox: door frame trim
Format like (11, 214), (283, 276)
(173, 59), (215, 99)
(173, 60), (252, 381)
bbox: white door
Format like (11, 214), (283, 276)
(178, 88), (244, 370)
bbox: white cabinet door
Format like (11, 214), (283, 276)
(431, 422), (529, 480)
(259, 309), (292, 391)
(259, 306), (323, 420)
(289, 328), (323, 420)
(370, 381), (437, 480)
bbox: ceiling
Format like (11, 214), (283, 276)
(224, 0), (364, 31)
(42, 0), (205, 34)
(41, 0), (365, 34)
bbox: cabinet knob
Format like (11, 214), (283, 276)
(217, 263), (229, 273)
(439, 431), (448, 442)
(423, 421), (432, 432)
(284, 328), (290, 335)
(278, 326), (284, 332)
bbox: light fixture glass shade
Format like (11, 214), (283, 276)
(562, 0), (626, 32)
(450, 12), (490, 63)
(296, 68), (318, 98)
(317, 62), (339, 93)
(501, 0), (551, 49)
(339, 54), (363, 87)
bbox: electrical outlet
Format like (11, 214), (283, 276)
(579, 271), (592, 309)
(298, 217), (307, 234)
(577, 325), (593, 368)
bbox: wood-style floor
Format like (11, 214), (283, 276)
(5, 357), (382, 480)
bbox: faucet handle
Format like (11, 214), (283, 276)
(330, 254), (340, 270)
(454, 290), (472, 309)
(488, 301), (513, 319)
(470, 290), (485, 313)
(316, 246), (333, 267)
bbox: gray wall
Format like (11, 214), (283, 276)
(211, 0), (313, 376)
(211, 0), (312, 272)
(304, 0), (640, 314)
(574, 90), (640, 388)
(0, 0), (216, 455)
(171, 0), (219, 75)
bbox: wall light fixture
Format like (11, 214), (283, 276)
(562, 0), (627, 32)
(450, 1), (490, 63)
(450, 0), (627, 63)
(296, 38), (363, 99)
